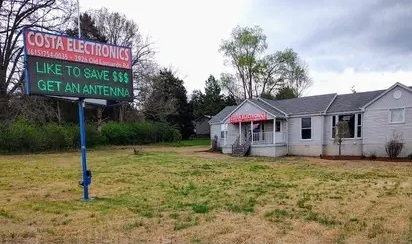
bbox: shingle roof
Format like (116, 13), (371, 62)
(327, 90), (384, 113)
(210, 84), (411, 123)
(260, 93), (337, 115)
(209, 105), (237, 124)
(250, 99), (285, 117)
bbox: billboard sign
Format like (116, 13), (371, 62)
(23, 29), (133, 101)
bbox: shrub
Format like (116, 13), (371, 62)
(408, 153), (412, 161)
(369, 151), (377, 161)
(101, 121), (181, 145)
(41, 124), (71, 151)
(385, 132), (404, 159)
(0, 120), (181, 153)
(3, 117), (41, 152)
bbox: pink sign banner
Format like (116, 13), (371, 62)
(230, 113), (268, 123)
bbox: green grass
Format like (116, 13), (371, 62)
(1, 145), (412, 243)
(157, 138), (210, 147)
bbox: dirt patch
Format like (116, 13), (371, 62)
(321, 155), (412, 162)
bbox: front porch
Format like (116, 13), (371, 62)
(219, 118), (288, 147)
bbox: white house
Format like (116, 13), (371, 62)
(209, 82), (412, 157)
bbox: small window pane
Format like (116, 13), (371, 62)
(391, 109), (404, 123)
(275, 121), (281, 132)
(357, 126), (362, 138)
(302, 129), (311, 139)
(302, 118), (311, 128)
(357, 114), (362, 125)
(221, 131), (225, 138)
(332, 116), (336, 126)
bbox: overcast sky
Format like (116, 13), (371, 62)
(81, 0), (412, 96)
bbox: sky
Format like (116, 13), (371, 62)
(81, 0), (412, 96)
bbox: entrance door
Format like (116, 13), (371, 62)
(244, 123), (251, 142)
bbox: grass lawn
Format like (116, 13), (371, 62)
(1, 145), (412, 243)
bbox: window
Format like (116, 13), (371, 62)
(390, 108), (405, 123)
(332, 113), (362, 138)
(220, 124), (227, 138)
(357, 114), (362, 138)
(301, 117), (311, 139)
(339, 114), (355, 138)
(275, 121), (281, 132)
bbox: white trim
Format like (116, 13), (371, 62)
(221, 99), (248, 123)
(221, 99), (280, 123)
(361, 82), (412, 110)
(248, 99), (284, 118)
(289, 113), (324, 118)
(389, 107), (406, 124)
(300, 117), (312, 140)
(323, 93), (338, 113)
(325, 110), (363, 116)
(251, 121), (254, 144)
(273, 118), (276, 145)
(257, 97), (288, 116)
(330, 113), (363, 140)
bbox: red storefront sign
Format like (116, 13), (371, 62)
(23, 29), (132, 69)
(230, 113), (268, 123)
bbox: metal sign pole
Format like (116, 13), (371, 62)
(78, 99), (89, 200)
(77, 0), (89, 200)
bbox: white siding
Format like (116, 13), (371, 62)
(287, 116), (322, 156)
(210, 124), (220, 140)
(250, 145), (288, 157)
(363, 86), (412, 157)
(367, 87), (412, 110)
(364, 111), (412, 157)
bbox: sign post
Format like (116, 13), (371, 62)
(78, 99), (89, 200)
(23, 29), (133, 200)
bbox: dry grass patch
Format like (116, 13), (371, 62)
(1, 146), (412, 243)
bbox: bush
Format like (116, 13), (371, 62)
(41, 124), (71, 151)
(0, 119), (181, 153)
(369, 151), (377, 161)
(101, 122), (181, 145)
(385, 132), (404, 159)
(2, 117), (41, 152)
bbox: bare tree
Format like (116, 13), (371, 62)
(219, 25), (267, 100)
(219, 26), (312, 100)
(91, 7), (156, 122)
(334, 121), (350, 156)
(0, 0), (75, 120)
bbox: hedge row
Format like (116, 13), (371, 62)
(0, 118), (181, 153)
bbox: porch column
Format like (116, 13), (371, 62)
(273, 117), (276, 145)
(250, 121), (253, 144)
(224, 123), (227, 146)
(239, 122), (242, 145)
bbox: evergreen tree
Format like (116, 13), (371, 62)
(203, 75), (224, 115)
(144, 68), (194, 139)
(275, 86), (298, 100)
(189, 89), (205, 118)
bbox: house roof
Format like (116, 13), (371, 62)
(327, 89), (384, 113)
(210, 83), (412, 124)
(250, 99), (286, 117)
(209, 105), (237, 124)
(260, 93), (337, 115)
